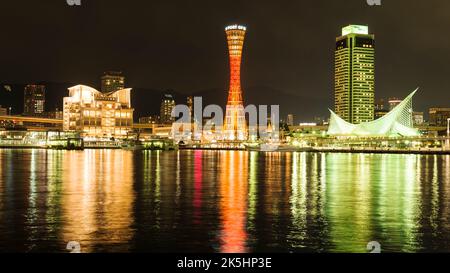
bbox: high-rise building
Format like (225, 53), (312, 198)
(63, 85), (134, 138)
(24, 84), (45, 116)
(160, 94), (176, 124)
(286, 114), (294, 126)
(223, 24), (247, 141)
(101, 71), (125, 93)
(429, 107), (450, 126)
(335, 25), (375, 124)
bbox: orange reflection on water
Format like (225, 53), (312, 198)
(219, 151), (248, 253)
(61, 150), (134, 252)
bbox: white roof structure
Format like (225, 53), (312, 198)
(328, 89), (420, 137)
(65, 85), (132, 108)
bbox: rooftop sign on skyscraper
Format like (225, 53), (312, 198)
(341, 25), (369, 36)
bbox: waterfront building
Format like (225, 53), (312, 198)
(328, 89), (419, 137)
(429, 107), (450, 126)
(335, 25), (375, 124)
(24, 84), (45, 116)
(63, 85), (134, 138)
(160, 94), (176, 124)
(101, 71), (125, 93)
(223, 24), (247, 141)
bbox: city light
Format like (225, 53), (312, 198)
(0, 1), (450, 264)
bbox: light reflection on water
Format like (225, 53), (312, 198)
(0, 149), (449, 253)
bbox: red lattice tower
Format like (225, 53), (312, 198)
(223, 25), (247, 141)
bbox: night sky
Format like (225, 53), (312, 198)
(1, 0), (449, 120)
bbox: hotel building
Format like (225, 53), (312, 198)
(335, 25), (375, 124)
(63, 85), (134, 138)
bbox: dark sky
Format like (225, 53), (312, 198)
(1, 0), (449, 119)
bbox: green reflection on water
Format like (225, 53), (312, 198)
(0, 150), (449, 253)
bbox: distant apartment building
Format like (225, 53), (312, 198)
(286, 114), (294, 126)
(187, 96), (194, 122)
(24, 84), (45, 116)
(160, 94), (176, 124)
(412, 112), (424, 126)
(0, 105), (7, 116)
(374, 99), (389, 119)
(139, 115), (160, 124)
(429, 107), (450, 126)
(45, 108), (64, 120)
(101, 71), (125, 93)
(374, 99), (385, 111)
(388, 98), (402, 111)
(63, 85), (134, 138)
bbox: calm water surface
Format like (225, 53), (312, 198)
(0, 149), (449, 253)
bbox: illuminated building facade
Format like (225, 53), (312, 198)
(223, 25), (247, 141)
(101, 71), (125, 93)
(429, 107), (450, 126)
(328, 89), (419, 137)
(63, 85), (134, 138)
(160, 94), (176, 124)
(335, 25), (375, 124)
(24, 84), (45, 116)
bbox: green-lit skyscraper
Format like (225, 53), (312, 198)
(335, 25), (375, 124)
